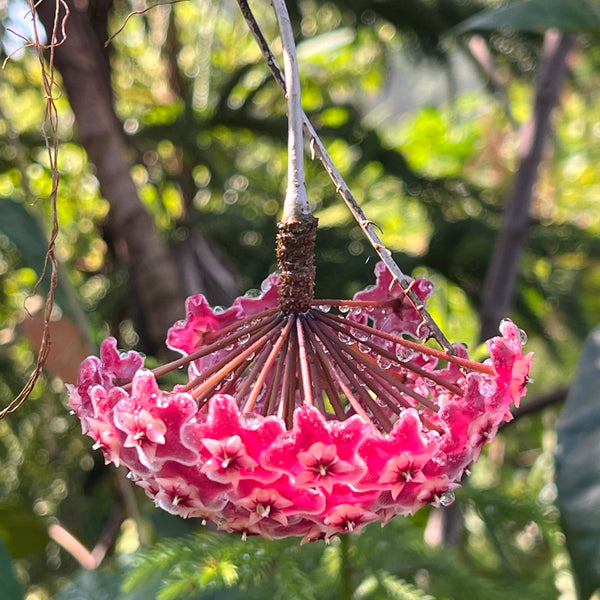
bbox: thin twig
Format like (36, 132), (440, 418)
(235, 0), (454, 353)
(1, 0), (65, 419)
(104, 0), (184, 48)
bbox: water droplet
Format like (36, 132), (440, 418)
(338, 332), (352, 344)
(339, 305), (350, 313)
(244, 288), (261, 298)
(241, 413), (261, 428)
(318, 305), (331, 313)
(358, 342), (371, 354)
(225, 344), (235, 351)
(351, 307), (363, 316)
(395, 346), (415, 362)
(353, 329), (369, 342)
(519, 328), (528, 345)
(376, 356), (391, 370)
(214, 306), (225, 314)
(224, 372), (234, 382)
(246, 352), (255, 361)
(239, 333), (251, 345)
(478, 376), (497, 396)
(438, 491), (455, 507)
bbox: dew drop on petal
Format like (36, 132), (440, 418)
(241, 412), (260, 428)
(439, 491), (455, 507)
(214, 306), (225, 314)
(245, 289), (261, 298)
(358, 342), (371, 354)
(318, 305), (331, 313)
(478, 377), (497, 396)
(519, 329), (528, 345)
(239, 333), (251, 345)
(339, 305), (350, 313)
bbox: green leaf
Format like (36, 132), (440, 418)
(0, 197), (83, 325)
(0, 537), (23, 600)
(455, 0), (600, 34)
(556, 325), (600, 599)
(0, 503), (48, 559)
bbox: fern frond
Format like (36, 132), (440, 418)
(379, 572), (436, 600)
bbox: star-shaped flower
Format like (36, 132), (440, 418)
(201, 435), (259, 485)
(296, 442), (355, 493)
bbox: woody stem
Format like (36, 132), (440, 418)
(270, 0), (317, 312)
(271, 0), (311, 222)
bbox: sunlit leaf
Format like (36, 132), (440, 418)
(0, 198), (80, 324)
(455, 0), (600, 34)
(556, 325), (600, 599)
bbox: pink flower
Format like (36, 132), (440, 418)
(200, 435), (259, 485)
(237, 488), (294, 527)
(296, 442), (356, 493)
(68, 263), (532, 541)
(323, 504), (379, 537)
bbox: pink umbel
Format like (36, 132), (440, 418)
(68, 262), (531, 542)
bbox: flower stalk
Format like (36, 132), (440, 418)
(270, 0), (318, 312)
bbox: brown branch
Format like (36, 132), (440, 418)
(479, 31), (575, 341)
(509, 385), (568, 422)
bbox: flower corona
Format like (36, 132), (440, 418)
(68, 262), (531, 542)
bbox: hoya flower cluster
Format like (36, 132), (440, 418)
(68, 262), (531, 542)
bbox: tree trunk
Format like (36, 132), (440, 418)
(479, 31), (574, 341)
(36, 0), (185, 355)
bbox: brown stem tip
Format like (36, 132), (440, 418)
(277, 216), (318, 313)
